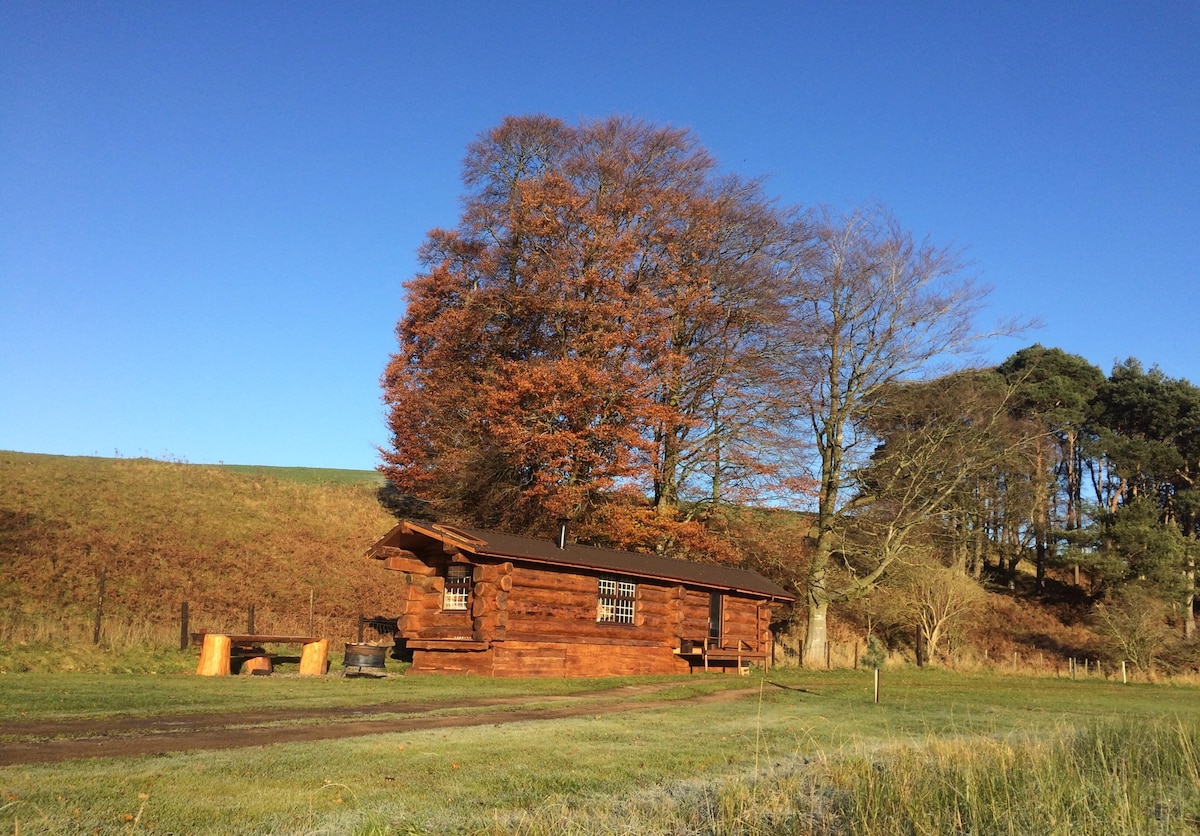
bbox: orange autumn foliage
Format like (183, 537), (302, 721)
(381, 115), (803, 553)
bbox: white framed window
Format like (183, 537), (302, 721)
(597, 577), (636, 624)
(443, 564), (471, 611)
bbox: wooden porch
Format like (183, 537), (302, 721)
(676, 637), (769, 674)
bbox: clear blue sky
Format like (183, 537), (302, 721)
(3, 2), (1197, 470)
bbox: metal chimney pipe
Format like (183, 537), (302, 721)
(556, 518), (569, 549)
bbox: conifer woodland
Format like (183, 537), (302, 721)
(381, 115), (1200, 672)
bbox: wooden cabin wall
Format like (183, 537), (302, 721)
(502, 565), (680, 648)
(376, 541), (785, 676)
(677, 589), (773, 651)
(387, 557), (482, 641)
(721, 598), (764, 647)
(407, 640), (693, 677)
(469, 561), (511, 643)
(679, 589), (711, 642)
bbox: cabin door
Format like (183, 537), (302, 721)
(708, 592), (723, 645)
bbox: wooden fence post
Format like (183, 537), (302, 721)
(180, 601), (189, 651)
(247, 604), (255, 635)
(92, 567), (106, 645)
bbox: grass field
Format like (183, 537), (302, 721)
(214, 463), (386, 486)
(2, 668), (1197, 835)
(3, 451), (1194, 832)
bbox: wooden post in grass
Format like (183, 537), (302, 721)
(874, 668), (880, 704)
(915, 626), (925, 667)
(92, 567), (106, 645)
(247, 604), (255, 635)
(180, 602), (189, 651)
(1122, 660), (1127, 684)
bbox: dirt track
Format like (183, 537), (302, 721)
(0, 683), (758, 766)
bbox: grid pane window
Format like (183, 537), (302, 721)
(443, 564), (471, 611)
(597, 577), (636, 624)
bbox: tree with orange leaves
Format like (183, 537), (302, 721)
(380, 115), (794, 547)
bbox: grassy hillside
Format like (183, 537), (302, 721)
(0, 451), (400, 651)
(1, 450), (1103, 675)
(214, 463), (386, 486)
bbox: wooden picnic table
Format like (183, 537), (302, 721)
(194, 633), (328, 677)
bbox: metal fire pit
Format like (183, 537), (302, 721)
(343, 643), (387, 676)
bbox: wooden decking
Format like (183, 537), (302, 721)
(676, 638), (768, 674)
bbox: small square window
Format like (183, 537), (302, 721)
(597, 577), (636, 624)
(443, 564), (471, 611)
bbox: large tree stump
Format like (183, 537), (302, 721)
(196, 634), (231, 676)
(299, 639), (328, 676)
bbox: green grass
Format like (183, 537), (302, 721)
(0, 671), (712, 721)
(214, 464), (386, 486)
(817, 718), (1200, 835)
(2, 668), (1198, 834)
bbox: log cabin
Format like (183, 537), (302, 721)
(366, 520), (796, 677)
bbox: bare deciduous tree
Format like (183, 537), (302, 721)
(779, 207), (1021, 667)
(876, 562), (985, 660)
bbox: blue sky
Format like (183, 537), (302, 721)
(2, 2), (1197, 471)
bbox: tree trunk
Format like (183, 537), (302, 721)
(1186, 561), (1196, 641)
(804, 435), (840, 670)
(803, 591), (829, 668)
(802, 522), (834, 667)
(926, 621), (943, 660)
(655, 423), (680, 513)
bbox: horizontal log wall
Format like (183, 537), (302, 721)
(407, 640), (693, 677)
(676, 589), (773, 651)
(501, 629), (668, 648)
(393, 571), (481, 638)
(505, 565), (683, 645)
(408, 647), (495, 676)
(679, 590), (711, 640)
(381, 551), (784, 673)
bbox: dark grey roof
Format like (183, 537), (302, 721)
(401, 521), (794, 601)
